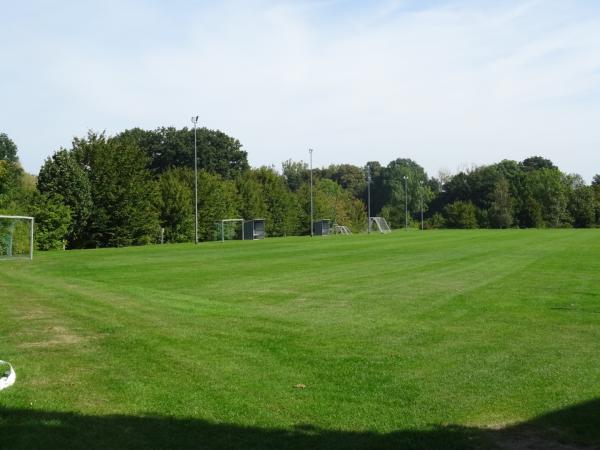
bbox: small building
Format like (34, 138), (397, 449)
(313, 219), (331, 236)
(243, 219), (266, 240)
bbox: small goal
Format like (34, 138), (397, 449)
(333, 225), (352, 235)
(370, 217), (391, 233)
(214, 219), (244, 242)
(0, 215), (34, 260)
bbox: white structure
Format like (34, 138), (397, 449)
(333, 225), (352, 235)
(0, 215), (34, 260)
(370, 217), (391, 234)
(216, 219), (244, 242)
(0, 360), (16, 391)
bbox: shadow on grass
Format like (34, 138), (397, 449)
(1, 398), (599, 449)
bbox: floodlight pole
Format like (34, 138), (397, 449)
(191, 116), (199, 245)
(309, 148), (314, 237)
(419, 180), (424, 230)
(404, 175), (408, 231)
(367, 164), (372, 234)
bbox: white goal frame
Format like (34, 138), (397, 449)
(216, 219), (245, 242)
(370, 217), (391, 234)
(0, 215), (34, 260)
(333, 224), (352, 235)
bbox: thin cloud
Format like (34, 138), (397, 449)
(1, 0), (599, 180)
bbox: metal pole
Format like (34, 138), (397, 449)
(367, 165), (371, 234)
(404, 175), (408, 231)
(309, 148), (314, 237)
(191, 116), (199, 244)
(420, 181), (424, 230)
(30, 217), (34, 260)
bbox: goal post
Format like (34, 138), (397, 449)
(0, 215), (34, 260)
(370, 217), (391, 234)
(214, 219), (244, 242)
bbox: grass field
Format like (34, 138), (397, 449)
(1, 230), (600, 449)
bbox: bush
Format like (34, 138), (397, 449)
(444, 201), (478, 229)
(29, 193), (72, 250)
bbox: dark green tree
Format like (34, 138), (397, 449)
(521, 156), (557, 172)
(236, 170), (268, 221)
(37, 149), (93, 247)
(282, 159), (310, 192)
(516, 194), (544, 228)
(444, 201), (478, 229)
(253, 167), (299, 237)
(0, 133), (18, 162)
(315, 178), (366, 232)
(0, 133), (25, 212)
(381, 158), (432, 228)
(0, 160), (23, 209)
(196, 170), (240, 241)
(488, 178), (513, 228)
(116, 127), (249, 179)
(365, 161), (386, 215)
(74, 132), (160, 247)
(568, 185), (596, 228)
(29, 193), (72, 250)
(526, 168), (570, 227)
(319, 164), (367, 199)
(157, 168), (194, 243)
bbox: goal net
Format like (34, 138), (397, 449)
(213, 219), (244, 242)
(370, 217), (391, 233)
(333, 225), (352, 235)
(0, 215), (34, 260)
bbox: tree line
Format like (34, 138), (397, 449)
(1, 128), (599, 250)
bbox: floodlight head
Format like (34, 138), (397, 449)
(191, 116), (199, 125)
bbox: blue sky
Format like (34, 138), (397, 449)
(2, 0), (600, 180)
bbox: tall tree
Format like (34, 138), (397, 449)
(381, 158), (432, 228)
(196, 170), (240, 241)
(0, 133), (25, 212)
(73, 133), (160, 247)
(29, 193), (72, 250)
(253, 167), (299, 237)
(157, 168), (194, 243)
(521, 156), (557, 172)
(365, 161), (386, 215)
(488, 177), (513, 228)
(314, 178), (366, 231)
(526, 168), (570, 227)
(319, 164), (367, 199)
(0, 133), (18, 162)
(37, 149), (93, 247)
(115, 127), (249, 179)
(236, 170), (268, 221)
(282, 159), (310, 192)
(593, 182), (600, 226)
(568, 185), (596, 228)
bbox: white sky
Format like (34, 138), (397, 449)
(2, 0), (600, 180)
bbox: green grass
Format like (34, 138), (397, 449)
(1, 230), (600, 449)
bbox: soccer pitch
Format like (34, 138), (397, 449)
(1, 230), (599, 449)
